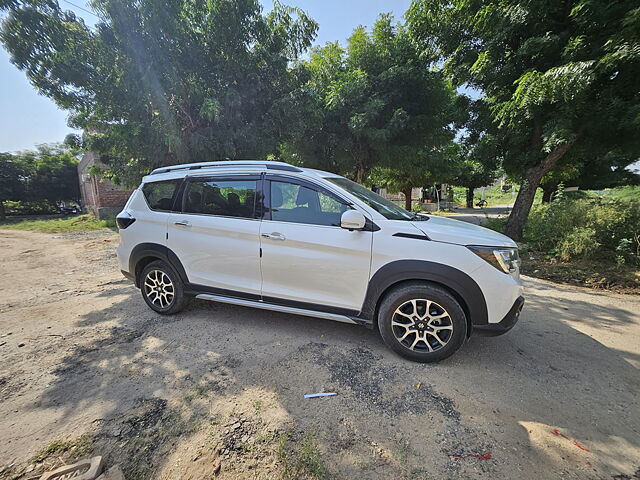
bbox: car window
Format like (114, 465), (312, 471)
(184, 179), (258, 218)
(326, 176), (414, 220)
(270, 181), (349, 226)
(142, 179), (181, 211)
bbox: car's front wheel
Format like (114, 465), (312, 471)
(140, 260), (187, 314)
(378, 282), (467, 362)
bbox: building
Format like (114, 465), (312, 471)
(77, 153), (134, 219)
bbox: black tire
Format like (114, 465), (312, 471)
(378, 282), (467, 363)
(139, 260), (188, 315)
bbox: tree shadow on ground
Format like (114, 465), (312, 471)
(9, 279), (640, 480)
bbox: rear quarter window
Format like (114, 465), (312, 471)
(141, 179), (181, 211)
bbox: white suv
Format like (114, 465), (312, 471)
(116, 161), (524, 362)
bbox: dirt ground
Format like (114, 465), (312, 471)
(1, 229), (639, 480)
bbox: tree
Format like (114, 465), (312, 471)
(0, 145), (80, 218)
(449, 99), (500, 208)
(1, 0), (317, 185)
(407, 0), (640, 239)
(282, 14), (459, 187)
(0, 153), (26, 220)
(451, 137), (500, 208)
(19, 144), (81, 205)
(369, 146), (454, 210)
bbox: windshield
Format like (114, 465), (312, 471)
(326, 177), (414, 221)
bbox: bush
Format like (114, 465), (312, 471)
(558, 227), (599, 260)
(486, 196), (640, 266)
(4, 200), (60, 215)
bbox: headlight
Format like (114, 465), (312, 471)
(468, 246), (520, 274)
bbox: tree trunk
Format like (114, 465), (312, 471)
(403, 187), (412, 211)
(0, 201), (5, 221)
(466, 187), (474, 208)
(504, 143), (574, 240)
(541, 182), (557, 203)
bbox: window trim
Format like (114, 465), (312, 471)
(141, 178), (184, 212)
(177, 174), (263, 220)
(264, 175), (352, 227)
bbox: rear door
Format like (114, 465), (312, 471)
(167, 175), (263, 297)
(259, 176), (373, 312)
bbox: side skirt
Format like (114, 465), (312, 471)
(195, 293), (372, 327)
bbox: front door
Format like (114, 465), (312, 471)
(259, 177), (372, 312)
(167, 175), (263, 297)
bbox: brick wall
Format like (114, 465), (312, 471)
(78, 153), (134, 218)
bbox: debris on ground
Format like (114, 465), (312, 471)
(39, 456), (103, 480)
(212, 459), (222, 476)
(451, 452), (493, 461)
(303, 392), (337, 399)
(550, 428), (591, 452)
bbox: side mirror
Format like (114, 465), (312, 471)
(341, 210), (366, 230)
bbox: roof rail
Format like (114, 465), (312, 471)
(150, 160), (302, 175)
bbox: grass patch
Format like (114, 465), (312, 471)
(31, 434), (93, 464)
(0, 214), (116, 233)
(588, 185), (640, 203)
(451, 185), (541, 207)
(252, 399), (264, 414)
(278, 432), (331, 480)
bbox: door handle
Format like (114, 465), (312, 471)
(174, 220), (191, 227)
(261, 232), (286, 240)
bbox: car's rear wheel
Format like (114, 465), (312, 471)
(378, 282), (467, 362)
(140, 260), (187, 314)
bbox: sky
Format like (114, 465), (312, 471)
(0, 0), (411, 153)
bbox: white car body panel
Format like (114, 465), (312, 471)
(167, 213), (262, 296)
(116, 189), (168, 272)
(411, 215), (516, 248)
(259, 219), (372, 310)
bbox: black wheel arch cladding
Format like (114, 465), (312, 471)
(129, 243), (190, 288)
(359, 259), (488, 327)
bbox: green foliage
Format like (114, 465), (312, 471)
(591, 185), (640, 204)
(278, 432), (330, 480)
(3, 200), (61, 215)
(0, 152), (26, 205)
(407, 0), (640, 238)
(31, 434), (93, 464)
(282, 14), (459, 187)
(0, 214), (116, 233)
(488, 195), (640, 265)
(557, 227), (599, 261)
(17, 144), (80, 203)
(451, 184), (541, 208)
(1, 0), (318, 185)
(0, 145), (80, 218)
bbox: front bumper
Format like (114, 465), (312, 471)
(473, 296), (524, 337)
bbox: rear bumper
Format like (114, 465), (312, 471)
(473, 296), (524, 337)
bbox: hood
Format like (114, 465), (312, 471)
(411, 215), (516, 248)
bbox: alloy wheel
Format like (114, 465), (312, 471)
(391, 299), (453, 352)
(143, 269), (175, 309)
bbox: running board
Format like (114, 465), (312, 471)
(195, 293), (363, 325)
